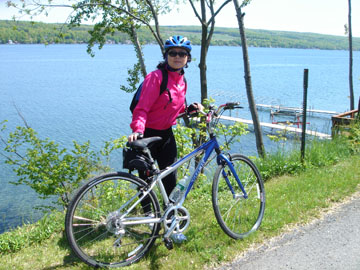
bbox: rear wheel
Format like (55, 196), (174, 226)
(65, 172), (161, 268)
(212, 154), (265, 239)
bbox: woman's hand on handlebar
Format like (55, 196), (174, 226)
(128, 132), (143, 142)
(187, 102), (204, 115)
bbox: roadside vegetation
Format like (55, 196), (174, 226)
(0, 119), (359, 269)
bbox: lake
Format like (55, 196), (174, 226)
(0, 44), (359, 233)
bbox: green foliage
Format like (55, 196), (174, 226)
(341, 120), (360, 153)
(1, 20), (360, 50)
(173, 99), (248, 181)
(1, 116), (129, 209)
(255, 135), (353, 181)
(255, 149), (303, 180)
(217, 122), (248, 151)
(173, 98), (248, 158)
(1, 155), (359, 268)
(68, 0), (151, 56)
(173, 123), (196, 158)
(1, 119), (359, 259)
(100, 136), (128, 158)
(1, 123), (103, 208)
(241, 0), (252, 8)
(304, 137), (351, 168)
(120, 61), (142, 93)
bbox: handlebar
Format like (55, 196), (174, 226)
(196, 102), (243, 122)
(178, 102), (242, 119)
(175, 102), (243, 137)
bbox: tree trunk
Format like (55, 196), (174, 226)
(199, 0), (208, 102)
(233, 0), (265, 157)
(199, 22), (208, 102)
(348, 0), (354, 110)
(130, 25), (147, 77)
(125, 0), (147, 77)
(189, 0), (231, 103)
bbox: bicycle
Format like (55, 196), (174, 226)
(65, 102), (266, 268)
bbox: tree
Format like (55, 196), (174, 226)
(233, 0), (265, 157)
(189, 0), (232, 102)
(346, 0), (354, 111)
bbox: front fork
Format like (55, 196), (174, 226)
(217, 153), (248, 199)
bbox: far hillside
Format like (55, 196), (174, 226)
(1, 20), (359, 51)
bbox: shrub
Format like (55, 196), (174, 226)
(0, 121), (128, 209)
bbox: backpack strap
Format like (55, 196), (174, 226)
(159, 67), (188, 110)
(159, 67), (169, 95)
(160, 67), (173, 108)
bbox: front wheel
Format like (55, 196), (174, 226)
(212, 154), (265, 239)
(65, 172), (161, 268)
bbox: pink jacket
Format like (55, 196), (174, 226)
(130, 68), (187, 134)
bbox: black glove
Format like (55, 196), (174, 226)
(187, 103), (200, 115)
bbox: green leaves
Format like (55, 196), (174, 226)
(241, 0), (252, 8)
(1, 120), (133, 210)
(120, 62), (142, 93)
(174, 98), (248, 157)
(2, 125), (102, 208)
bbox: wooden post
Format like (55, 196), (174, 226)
(301, 69), (309, 163)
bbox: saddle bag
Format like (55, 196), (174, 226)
(122, 147), (152, 171)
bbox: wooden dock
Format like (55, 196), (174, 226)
(256, 104), (339, 115)
(220, 115), (332, 139)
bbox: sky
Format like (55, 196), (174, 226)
(1, 0), (359, 37)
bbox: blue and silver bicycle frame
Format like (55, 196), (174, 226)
(156, 135), (248, 206)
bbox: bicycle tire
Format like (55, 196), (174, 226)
(65, 172), (161, 268)
(212, 154), (265, 239)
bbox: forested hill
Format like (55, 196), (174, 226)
(1, 20), (359, 51)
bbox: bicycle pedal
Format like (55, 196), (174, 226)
(164, 237), (174, 250)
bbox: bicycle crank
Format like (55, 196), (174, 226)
(163, 205), (190, 236)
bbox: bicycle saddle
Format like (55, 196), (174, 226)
(128, 136), (162, 150)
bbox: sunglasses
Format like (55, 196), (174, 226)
(168, 51), (189, 58)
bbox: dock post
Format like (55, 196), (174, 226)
(301, 69), (309, 162)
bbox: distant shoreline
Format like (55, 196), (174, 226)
(1, 43), (357, 54)
(1, 20), (359, 51)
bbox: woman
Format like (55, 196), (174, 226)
(128, 35), (202, 243)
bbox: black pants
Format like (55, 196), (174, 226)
(139, 127), (177, 213)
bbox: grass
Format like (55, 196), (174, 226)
(0, 154), (359, 270)
(0, 212), (64, 254)
(255, 136), (353, 181)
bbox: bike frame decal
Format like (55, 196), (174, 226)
(183, 138), (219, 199)
(158, 136), (249, 204)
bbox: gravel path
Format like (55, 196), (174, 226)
(215, 192), (360, 270)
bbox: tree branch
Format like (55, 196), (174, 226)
(207, 0), (231, 25)
(189, 0), (206, 27)
(13, 102), (30, 129)
(206, 0), (216, 47)
(144, 0), (164, 51)
(0, 151), (23, 165)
